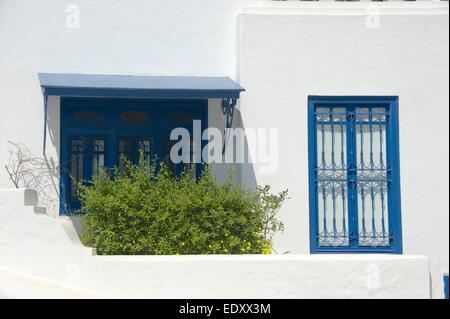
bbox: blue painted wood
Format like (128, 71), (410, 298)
(60, 97), (208, 215)
(308, 99), (318, 254)
(347, 105), (359, 250)
(308, 96), (402, 254)
(39, 73), (245, 100)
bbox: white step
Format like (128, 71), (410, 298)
(0, 205), (47, 216)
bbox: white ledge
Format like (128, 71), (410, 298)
(96, 253), (429, 262)
(0, 189), (38, 207)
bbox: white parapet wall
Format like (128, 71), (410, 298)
(0, 189), (38, 207)
(239, 1), (449, 299)
(0, 189), (431, 299)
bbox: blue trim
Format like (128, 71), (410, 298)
(308, 96), (403, 254)
(39, 73), (245, 100)
(347, 104), (359, 250)
(445, 275), (449, 299)
(388, 98), (403, 254)
(44, 87), (242, 100)
(308, 99), (318, 254)
(42, 94), (48, 156)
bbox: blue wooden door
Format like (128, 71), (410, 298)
(60, 98), (207, 214)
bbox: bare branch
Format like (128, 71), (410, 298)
(4, 141), (59, 209)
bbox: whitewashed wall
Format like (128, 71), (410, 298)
(0, 0), (261, 215)
(0, 0), (262, 191)
(239, 2), (449, 298)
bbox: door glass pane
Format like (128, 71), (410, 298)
(184, 139), (196, 178)
(355, 107), (390, 247)
(164, 138), (177, 176)
(92, 139), (105, 177)
(70, 138), (85, 201)
(316, 107), (349, 247)
(137, 138), (152, 166)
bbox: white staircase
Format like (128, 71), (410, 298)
(0, 188), (100, 298)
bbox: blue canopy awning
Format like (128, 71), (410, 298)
(39, 73), (245, 100)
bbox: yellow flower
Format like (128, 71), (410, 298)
(181, 242), (185, 247)
(224, 233), (229, 237)
(241, 248), (246, 253)
(176, 253), (180, 256)
(261, 242), (272, 255)
(224, 248), (229, 253)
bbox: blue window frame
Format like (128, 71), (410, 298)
(60, 98), (208, 215)
(308, 96), (402, 254)
(68, 136), (107, 204)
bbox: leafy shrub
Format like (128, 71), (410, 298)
(78, 160), (287, 255)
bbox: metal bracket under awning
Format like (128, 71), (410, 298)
(221, 98), (237, 155)
(39, 73), (245, 156)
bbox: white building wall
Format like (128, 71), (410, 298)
(0, 0), (262, 190)
(239, 2), (449, 298)
(0, 0), (448, 298)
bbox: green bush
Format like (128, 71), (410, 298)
(78, 160), (286, 255)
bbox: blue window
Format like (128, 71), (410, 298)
(308, 96), (402, 253)
(60, 98), (207, 214)
(68, 137), (106, 202)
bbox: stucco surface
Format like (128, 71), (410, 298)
(0, 0), (448, 298)
(239, 4), (449, 298)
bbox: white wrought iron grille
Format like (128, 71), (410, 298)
(314, 104), (396, 250)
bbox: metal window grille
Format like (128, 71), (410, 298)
(308, 97), (402, 253)
(92, 139), (106, 177)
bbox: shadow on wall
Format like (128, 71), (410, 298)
(1, 95), (63, 216)
(2, 139), (60, 216)
(235, 108), (258, 191)
(210, 105), (258, 191)
(44, 96), (62, 216)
